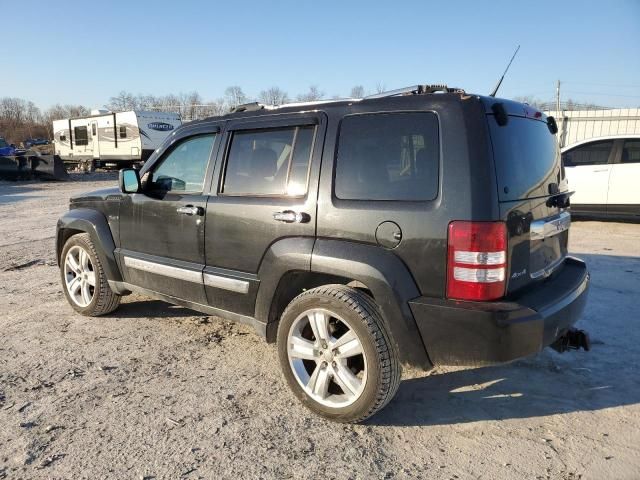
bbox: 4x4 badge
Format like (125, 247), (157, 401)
(511, 269), (527, 279)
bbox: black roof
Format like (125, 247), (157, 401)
(185, 84), (543, 127)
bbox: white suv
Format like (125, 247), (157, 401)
(563, 136), (640, 219)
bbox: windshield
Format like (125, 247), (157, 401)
(488, 116), (562, 202)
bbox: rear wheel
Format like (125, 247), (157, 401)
(60, 233), (120, 316)
(277, 285), (401, 423)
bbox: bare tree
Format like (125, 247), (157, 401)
(350, 85), (365, 98)
(259, 87), (290, 106)
(513, 95), (603, 111)
(0, 97), (89, 143)
(107, 91), (137, 111)
(375, 82), (386, 94)
(177, 91), (203, 120)
(296, 85), (324, 102)
(203, 100), (228, 117)
(135, 94), (159, 110)
(224, 86), (247, 108)
(513, 95), (544, 109)
(66, 105), (89, 117)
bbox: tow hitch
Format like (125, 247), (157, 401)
(551, 328), (591, 353)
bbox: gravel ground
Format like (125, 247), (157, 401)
(1, 174), (639, 479)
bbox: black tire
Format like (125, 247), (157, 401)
(59, 233), (120, 316)
(277, 284), (401, 423)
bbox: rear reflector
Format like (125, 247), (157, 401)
(447, 221), (507, 301)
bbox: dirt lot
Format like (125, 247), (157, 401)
(1, 174), (639, 480)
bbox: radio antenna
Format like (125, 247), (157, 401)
(489, 45), (520, 97)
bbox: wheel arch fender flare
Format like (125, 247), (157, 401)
(56, 208), (123, 283)
(309, 239), (432, 369)
(254, 236), (315, 325)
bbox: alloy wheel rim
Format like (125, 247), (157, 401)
(287, 308), (367, 408)
(64, 246), (96, 307)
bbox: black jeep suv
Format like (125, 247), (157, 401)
(56, 85), (590, 422)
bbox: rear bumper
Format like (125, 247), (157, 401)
(409, 256), (590, 366)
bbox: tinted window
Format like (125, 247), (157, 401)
(91, 123), (97, 136)
(74, 126), (88, 146)
(621, 140), (640, 164)
(334, 113), (439, 201)
(489, 116), (560, 201)
(119, 125), (127, 138)
(149, 134), (215, 192)
(562, 140), (613, 167)
(222, 126), (315, 196)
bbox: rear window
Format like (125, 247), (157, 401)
(334, 112), (439, 201)
(488, 116), (561, 201)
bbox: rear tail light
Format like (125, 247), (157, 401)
(447, 221), (507, 301)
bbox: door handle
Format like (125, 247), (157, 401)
(176, 205), (203, 216)
(592, 168), (609, 172)
(273, 210), (310, 223)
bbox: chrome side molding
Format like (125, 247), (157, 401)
(203, 273), (249, 294)
(124, 256), (251, 294)
(123, 256), (203, 283)
(530, 211), (571, 241)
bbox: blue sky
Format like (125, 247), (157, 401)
(2, 0), (639, 109)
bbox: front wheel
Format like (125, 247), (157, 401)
(60, 233), (120, 316)
(277, 285), (401, 423)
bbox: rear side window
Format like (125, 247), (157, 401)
(334, 113), (439, 201)
(562, 140), (613, 167)
(621, 140), (640, 164)
(222, 125), (316, 196)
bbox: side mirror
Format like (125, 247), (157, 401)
(547, 116), (558, 134)
(119, 168), (141, 193)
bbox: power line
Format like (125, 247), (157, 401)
(561, 81), (640, 89)
(562, 90), (640, 99)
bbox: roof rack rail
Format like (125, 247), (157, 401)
(230, 102), (268, 113)
(363, 84), (465, 100)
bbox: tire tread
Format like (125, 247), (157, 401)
(278, 284), (401, 423)
(62, 233), (120, 316)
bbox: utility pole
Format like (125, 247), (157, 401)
(556, 80), (561, 113)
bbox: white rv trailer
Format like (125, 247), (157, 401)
(53, 110), (182, 167)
